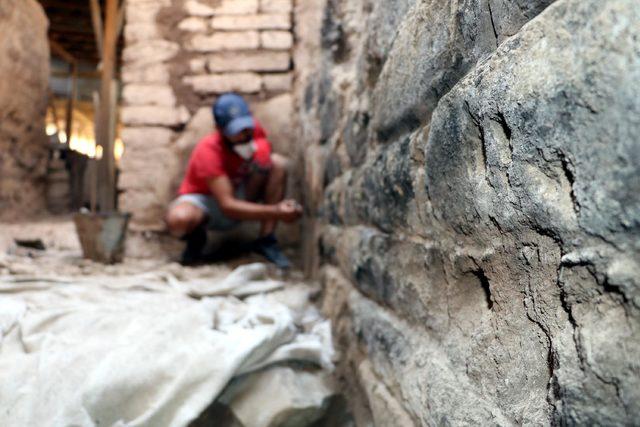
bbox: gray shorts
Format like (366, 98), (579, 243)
(172, 188), (246, 231)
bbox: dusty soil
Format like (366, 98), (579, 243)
(0, 216), (304, 282)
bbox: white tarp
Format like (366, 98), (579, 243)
(0, 264), (334, 427)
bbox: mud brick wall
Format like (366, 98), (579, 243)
(0, 0), (50, 220)
(296, 0), (640, 424)
(120, 0), (297, 254)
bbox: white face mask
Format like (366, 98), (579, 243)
(233, 140), (256, 160)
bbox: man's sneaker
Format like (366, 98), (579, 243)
(180, 224), (207, 266)
(252, 234), (291, 269)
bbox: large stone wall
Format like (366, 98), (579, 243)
(0, 0), (50, 220)
(120, 0), (298, 254)
(298, 0), (640, 424)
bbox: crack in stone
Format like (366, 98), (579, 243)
(487, 0), (500, 47)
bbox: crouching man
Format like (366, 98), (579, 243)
(166, 93), (302, 268)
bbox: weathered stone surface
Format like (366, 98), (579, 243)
(124, 23), (161, 43)
(211, 13), (291, 30)
(0, 0), (49, 219)
(183, 73), (262, 94)
(121, 63), (171, 84)
(206, 51), (290, 72)
(119, 189), (172, 231)
(260, 31), (293, 50)
(252, 94), (294, 154)
(357, 360), (418, 427)
(324, 136), (416, 232)
(422, 1), (640, 423)
(184, 0), (215, 17)
(189, 58), (206, 73)
(211, 0), (259, 15)
(119, 127), (179, 231)
(122, 84), (176, 107)
(175, 107), (213, 155)
(361, 0), (413, 84)
(123, 40), (180, 66)
(262, 73), (293, 92)
(125, 0), (169, 23)
(188, 31), (260, 52)
(371, 0), (556, 142)
(120, 127), (175, 150)
(225, 367), (335, 427)
(178, 17), (208, 32)
(121, 105), (190, 127)
(302, 0), (640, 424)
(261, 0), (293, 14)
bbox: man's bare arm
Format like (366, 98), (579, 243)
(208, 176), (301, 222)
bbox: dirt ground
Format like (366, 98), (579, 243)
(0, 215), (304, 282)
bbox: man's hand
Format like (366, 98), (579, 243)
(276, 200), (303, 223)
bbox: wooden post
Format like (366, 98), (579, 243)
(89, 0), (103, 57)
(91, 91), (100, 212)
(47, 89), (60, 133)
(49, 39), (75, 64)
(64, 62), (77, 146)
(117, 2), (126, 39)
(96, 0), (119, 212)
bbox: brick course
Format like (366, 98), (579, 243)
(211, 14), (291, 30)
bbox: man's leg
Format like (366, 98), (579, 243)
(254, 153), (290, 236)
(166, 202), (206, 238)
(245, 154), (292, 268)
(166, 201), (207, 264)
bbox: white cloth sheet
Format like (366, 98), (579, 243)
(0, 264), (334, 427)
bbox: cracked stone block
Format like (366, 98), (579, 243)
(211, 0), (259, 15)
(121, 127), (175, 150)
(123, 40), (180, 66)
(260, 30), (293, 50)
(211, 13), (291, 30)
(124, 23), (161, 43)
(225, 367), (335, 427)
(121, 106), (190, 127)
(206, 51), (290, 72)
(125, 0), (169, 23)
(371, 0), (556, 143)
(189, 58), (206, 73)
(121, 63), (171, 84)
(188, 31), (260, 52)
(183, 73), (262, 94)
(122, 84), (176, 107)
(178, 17), (208, 32)
(184, 0), (215, 17)
(262, 73), (293, 92)
(260, 0), (293, 13)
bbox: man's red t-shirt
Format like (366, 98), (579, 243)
(178, 120), (272, 195)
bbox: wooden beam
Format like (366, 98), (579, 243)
(40, 0), (89, 11)
(49, 24), (95, 35)
(89, 0), (104, 57)
(49, 38), (76, 64)
(52, 69), (102, 79)
(116, 0), (125, 39)
(96, 0), (119, 212)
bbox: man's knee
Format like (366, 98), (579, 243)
(270, 153), (291, 176)
(166, 203), (204, 237)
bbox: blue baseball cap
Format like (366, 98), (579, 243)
(213, 93), (255, 137)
